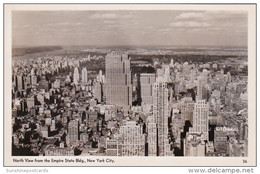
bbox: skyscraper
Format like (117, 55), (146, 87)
(105, 51), (132, 108)
(16, 75), (24, 91)
(147, 116), (157, 156)
(140, 73), (155, 106)
(153, 81), (171, 156)
(68, 120), (79, 144)
(190, 99), (209, 140)
(197, 76), (203, 100)
(31, 75), (37, 87)
(93, 81), (102, 102)
(73, 67), (79, 84)
(81, 67), (88, 84)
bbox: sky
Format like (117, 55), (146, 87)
(12, 10), (248, 48)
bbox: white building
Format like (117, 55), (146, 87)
(81, 67), (88, 84)
(118, 121), (145, 156)
(73, 67), (80, 84)
(147, 116), (157, 156)
(190, 99), (209, 140)
(153, 81), (172, 156)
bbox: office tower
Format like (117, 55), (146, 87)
(93, 81), (102, 102)
(226, 72), (232, 83)
(170, 58), (174, 66)
(214, 129), (228, 153)
(196, 76), (203, 100)
(31, 75), (37, 87)
(17, 75), (24, 91)
(99, 69), (102, 78)
(87, 110), (98, 129)
(180, 97), (194, 124)
(163, 65), (171, 82)
(30, 68), (35, 76)
(68, 120), (79, 144)
(191, 99), (209, 140)
(140, 73), (155, 106)
(147, 116), (157, 156)
(73, 67), (79, 84)
(97, 69), (104, 83)
(81, 67), (88, 84)
(24, 76), (31, 89)
(119, 121), (145, 156)
(153, 81), (170, 156)
(202, 69), (209, 84)
(105, 51), (132, 108)
(133, 74), (138, 92)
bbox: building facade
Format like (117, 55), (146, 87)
(118, 121), (145, 156)
(140, 73), (156, 106)
(105, 51), (132, 109)
(153, 81), (171, 156)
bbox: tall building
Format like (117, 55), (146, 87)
(31, 75), (37, 87)
(73, 67), (80, 84)
(16, 75), (24, 91)
(93, 81), (102, 102)
(81, 67), (88, 84)
(147, 116), (157, 156)
(226, 72), (232, 83)
(190, 99), (209, 140)
(68, 120), (79, 144)
(140, 73), (155, 106)
(118, 121), (145, 156)
(214, 129), (228, 153)
(180, 97), (194, 124)
(197, 76), (203, 100)
(202, 69), (209, 84)
(97, 69), (104, 83)
(153, 81), (171, 156)
(105, 51), (132, 108)
(170, 58), (174, 66)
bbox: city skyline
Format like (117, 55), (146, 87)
(11, 50), (248, 157)
(12, 10), (247, 48)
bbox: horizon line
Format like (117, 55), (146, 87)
(12, 44), (248, 49)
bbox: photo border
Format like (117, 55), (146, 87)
(3, 3), (257, 167)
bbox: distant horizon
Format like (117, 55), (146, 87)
(12, 44), (248, 49)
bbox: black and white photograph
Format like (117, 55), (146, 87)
(3, 4), (256, 167)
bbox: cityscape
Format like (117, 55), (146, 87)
(11, 10), (248, 157)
